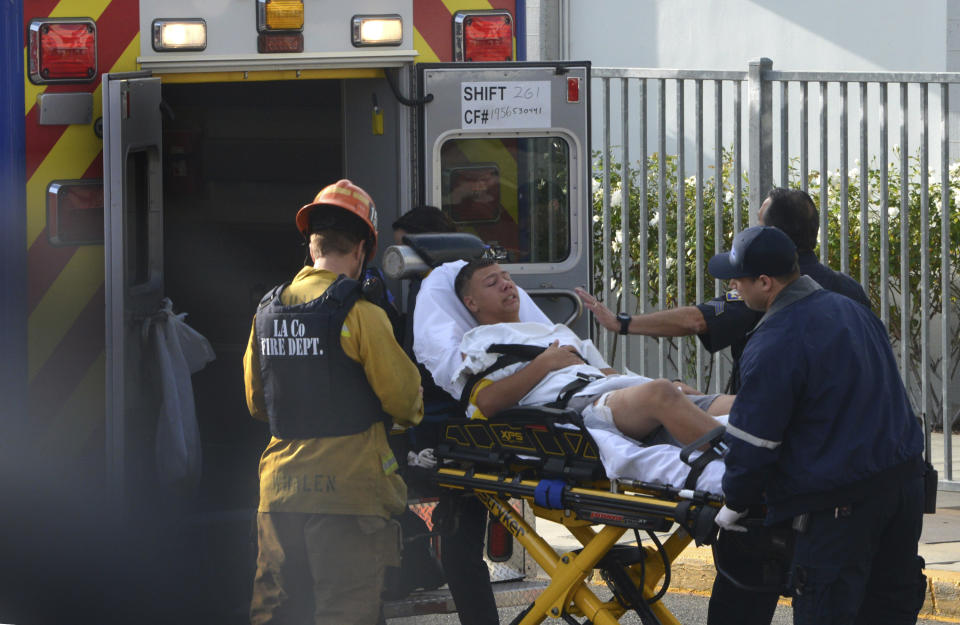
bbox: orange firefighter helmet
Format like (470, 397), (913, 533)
(295, 179), (378, 262)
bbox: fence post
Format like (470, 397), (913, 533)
(748, 58), (773, 223)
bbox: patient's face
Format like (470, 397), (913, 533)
(463, 263), (521, 324)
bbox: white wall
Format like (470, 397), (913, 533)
(569, 0), (947, 73)
(525, 0), (542, 61)
(564, 0), (957, 181)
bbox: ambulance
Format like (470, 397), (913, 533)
(1, 0), (591, 619)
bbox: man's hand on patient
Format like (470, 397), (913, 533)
(715, 505), (748, 532)
(534, 340), (586, 373)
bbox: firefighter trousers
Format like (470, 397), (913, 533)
(250, 511), (401, 625)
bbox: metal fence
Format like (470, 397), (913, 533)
(590, 59), (960, 486)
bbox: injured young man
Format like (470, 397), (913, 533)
(451, 259), (732, 449)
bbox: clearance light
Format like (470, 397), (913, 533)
(351, 14), (403, 47)
(486, 518), (514, 562)
(257, 0), (304, 32)
(454, 10), (513, 62)
(567, 77), (581, 103)
(152, 19), (207, 51)
(258, 32), (304, 53)
(28, 18), (97, 84)
(47, 180), (104, 246)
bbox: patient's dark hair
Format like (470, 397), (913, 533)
(454, 258), (496, 302)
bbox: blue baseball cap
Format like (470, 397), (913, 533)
(708, 226), (797, 279)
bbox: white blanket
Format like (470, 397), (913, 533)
(412, 261), (725, 495)
(586, 413), (727, 494)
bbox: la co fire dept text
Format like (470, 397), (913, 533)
(260, 318), (324, 357)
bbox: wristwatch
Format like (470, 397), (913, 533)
(616, 312), (632, 335)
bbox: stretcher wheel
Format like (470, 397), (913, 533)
(597, 545), (665, 625)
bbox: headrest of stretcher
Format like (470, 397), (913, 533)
(382, 233), (487, 279)
(406, 233), (488, 267)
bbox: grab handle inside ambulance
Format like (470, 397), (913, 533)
(525, 288), (581, 327)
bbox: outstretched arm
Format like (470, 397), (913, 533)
(473, 340), (585, 417)
(575, 287), (707, 337)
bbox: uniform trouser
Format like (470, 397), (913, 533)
(706, 530), (782, 625)
(250, 511), (401, 625)
(437, 494), (501, 625)
(790, 475), (927, 625)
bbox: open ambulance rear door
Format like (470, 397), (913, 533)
(102, 71), (164, 503)
(410, 61), (591, 593)
(418, 62), (591, 336)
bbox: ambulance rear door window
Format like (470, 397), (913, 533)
(440, 136), (570, 264)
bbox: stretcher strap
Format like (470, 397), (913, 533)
(680, 425), (729, 491)
(683, 448), (720, 491)
(533, 478), (567, 509)
(546, 372), (602, 409)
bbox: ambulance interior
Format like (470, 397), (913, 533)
(161, 80), (339, 510)
(156, 78), (365, 613)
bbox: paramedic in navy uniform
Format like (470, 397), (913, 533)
(244, 180), (424, 625)
(578, 188), (872, 625)
(710, 225), (926, 625)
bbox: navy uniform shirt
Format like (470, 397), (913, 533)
(721, 276), (923, 522)
(696, 250), (871, 392)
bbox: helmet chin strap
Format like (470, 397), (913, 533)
(355, 237), (373, 280)
(301, 231), (313, 266)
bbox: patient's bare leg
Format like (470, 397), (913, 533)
(604, 379), (719, 446)
(705, 394), (735, 415)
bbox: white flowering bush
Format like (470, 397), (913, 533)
(590, 148), (747, 313)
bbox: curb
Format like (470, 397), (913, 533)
(660, 544), (960, 622)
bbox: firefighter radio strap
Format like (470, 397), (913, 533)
(255, 275), (391, 439)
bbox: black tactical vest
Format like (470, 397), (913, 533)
(255, 276), (391, 439)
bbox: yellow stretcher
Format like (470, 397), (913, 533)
(432, 407), (726, 625)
